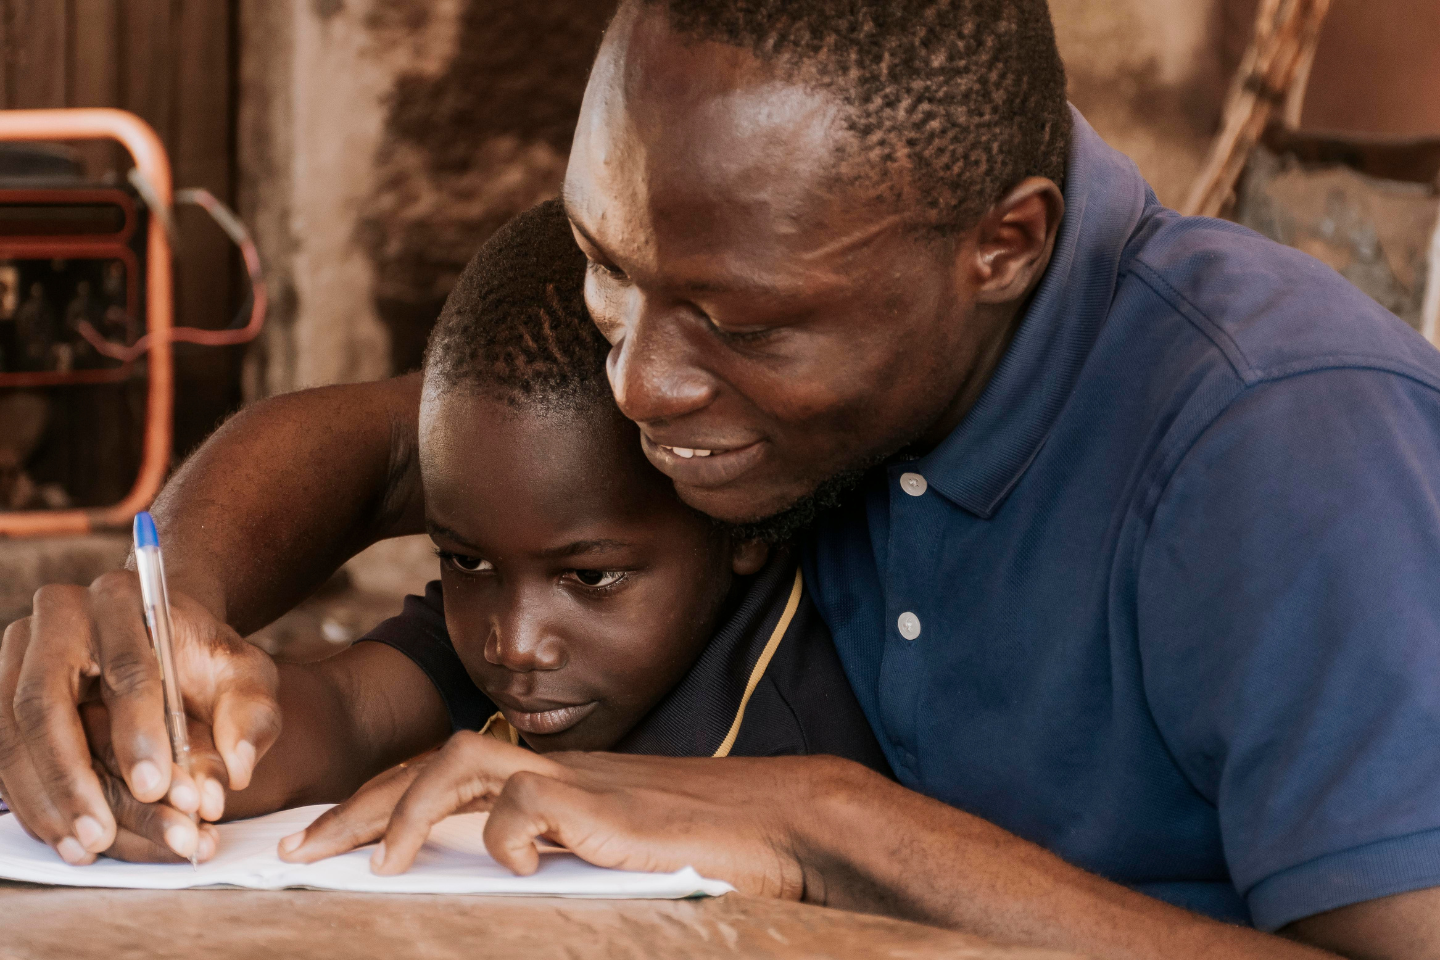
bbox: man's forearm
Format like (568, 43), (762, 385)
(795, 761), (1335, 959)
(145, 374), (425, 634)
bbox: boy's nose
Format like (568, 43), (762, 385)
(485, 612), (566, 672)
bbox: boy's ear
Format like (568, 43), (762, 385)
(730, 539), (769, 576)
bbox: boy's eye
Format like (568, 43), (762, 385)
(567, 569), (626, 589)
(440, 551), (492, 574)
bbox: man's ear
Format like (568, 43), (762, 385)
(970, 176), (1065, 305)
(730, 539), (769, 576)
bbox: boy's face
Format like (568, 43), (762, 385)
(419, 386), (763, 752)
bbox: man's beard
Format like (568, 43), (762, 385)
(719, 450), (895, 544)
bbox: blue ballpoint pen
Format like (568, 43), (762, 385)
(132, 511), (200, 868)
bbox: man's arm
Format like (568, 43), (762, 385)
(301, 743), (1424, 959)
(152, 372), (425, 633)
(0, 373), (423, 862)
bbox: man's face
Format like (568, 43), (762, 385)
(563, 3), (1003, 525)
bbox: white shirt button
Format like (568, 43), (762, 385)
(900, 472), (928, 497)
(897, 611), (921, 640)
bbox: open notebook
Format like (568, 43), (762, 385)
(0, 805), (731, 899)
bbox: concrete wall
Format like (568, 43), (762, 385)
(238, 0), (614, 397)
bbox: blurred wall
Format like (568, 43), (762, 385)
(238, 0), (612, 396)
(237, 0), (1437, 399)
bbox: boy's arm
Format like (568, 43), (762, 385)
(224, 643), (450, 820)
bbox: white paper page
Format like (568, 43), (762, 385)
(0, 806), (732, 899)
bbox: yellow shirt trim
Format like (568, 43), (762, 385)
(479, 711), (521, 746)
(712, 565), (803, 758)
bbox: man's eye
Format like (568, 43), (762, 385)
(439, 551), (492, 574)
(586, 259), (628, 283)
(567, 569), (626, 589)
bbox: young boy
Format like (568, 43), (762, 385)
(186, 198), (888, 853)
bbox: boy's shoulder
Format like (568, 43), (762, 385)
(619, 551), (892, 776)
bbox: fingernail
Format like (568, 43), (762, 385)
(233, 741), (256, 779)
(278, 832), (303, 856)
(203, 780), (226, 817)
(57, 837), (87, 865)
(131, 760), (162, 796)
(73, 815), (105, 850)
(198, 829), (218, 860)
(171, 781), (199, 812)
(370, 841), (386, 873)
(165, 823), (197, 858)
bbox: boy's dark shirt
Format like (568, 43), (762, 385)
(359, 550), (891, 775)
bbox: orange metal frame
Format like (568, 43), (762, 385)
(0, 109), (173, 537)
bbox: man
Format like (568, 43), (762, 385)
(4, 1), (1439, 955)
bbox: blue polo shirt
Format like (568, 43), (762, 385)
(805, 108), (1440, 931)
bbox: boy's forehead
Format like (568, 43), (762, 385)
(421, 390), (679, 544)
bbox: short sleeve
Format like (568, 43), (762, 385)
(356, 580), (493, 733)
(1138, 368), (1440, 931)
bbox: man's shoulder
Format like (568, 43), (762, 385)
(1120, 207), (1440, 393)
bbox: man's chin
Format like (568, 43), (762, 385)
(684, 466), (876, 544)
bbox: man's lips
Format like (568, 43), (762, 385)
(640, 434), (766, 489)
(490, 695), (599, 737)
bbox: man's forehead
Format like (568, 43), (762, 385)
(565, 4), (881, 264)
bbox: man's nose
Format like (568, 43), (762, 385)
(486, 606), (566, 673)
(606, 296), (717, 425)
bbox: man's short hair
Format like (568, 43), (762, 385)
(637, 0), (1071, 230)
(423, 198), (609, 411)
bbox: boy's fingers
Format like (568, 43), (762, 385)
(180, 722), (230, 823)
(280, 763), (418, 863)
(96, 761), (201, 860)
(106, 822), (219, 864)
(373, 734), (559, 876)
(13, 593), (118, 855)
(87, 572), (175, 806)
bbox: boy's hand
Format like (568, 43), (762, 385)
(0, 576), (281, 864)
(276, 732), (556, 865)
(281, 730), (824, 900)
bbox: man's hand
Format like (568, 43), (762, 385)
(0, 574), (281, 864)
(278, 732), (813, 899)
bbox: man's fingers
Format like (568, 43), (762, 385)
(372, 733), (560, 876)
(279, 763), (419, 863)
(0, 619), (75, 854)
(87, 572), (173, 804)
(209, 652), (281, 792)
(14, 587), (117, 855)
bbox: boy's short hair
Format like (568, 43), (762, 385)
(423, 198), (610, 411)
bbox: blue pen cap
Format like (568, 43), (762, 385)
(133, 511), (160, 549)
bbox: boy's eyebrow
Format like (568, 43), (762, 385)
(541, 538), (632, 560)
(426, 521), (484, 553)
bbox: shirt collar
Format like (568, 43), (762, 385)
(613, 548), (800, 758)
(919, 107), (1151, 519)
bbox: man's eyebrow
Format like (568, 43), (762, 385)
(426, 521), (484, 553)
(541, 538), (632, 560)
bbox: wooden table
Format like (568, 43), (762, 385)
(0, 882), (1080, 959)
